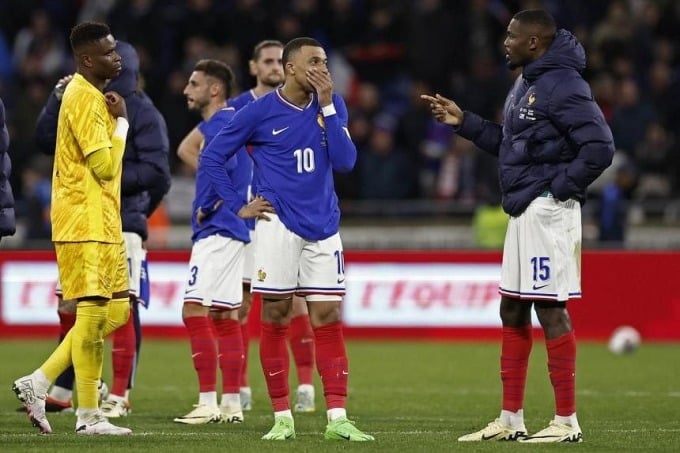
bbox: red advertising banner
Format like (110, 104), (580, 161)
(1, 250), (678, 340)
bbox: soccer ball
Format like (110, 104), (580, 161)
(608, 326), (641, 355)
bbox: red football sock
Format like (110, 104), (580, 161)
(314, 321), (347, 410)
(501, 325), (533, 412)
(260, 322), (290, 411)
(184, 315), (217, 392)
(289, 314), (315, 385)
(213, 318), (243, 395)
(58, 311), (76, 340)
(111, 305), (136, 397)
(547, 330), (577, 416)
(240, 322), (249, 387)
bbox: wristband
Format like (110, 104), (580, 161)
(321, 104), (336, 117)
(113, 117), (129, 139)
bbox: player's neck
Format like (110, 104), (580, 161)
(78, 70), (107, 92)
(279, 84), (311, 108)
(203, 100), (227, 121)
(252, 84), (276, 98)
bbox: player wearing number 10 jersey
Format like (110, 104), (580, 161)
(201, 37), (373, 442)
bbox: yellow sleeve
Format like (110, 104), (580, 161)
(86, 135), (125, 180)
(85, 118), (128, 180)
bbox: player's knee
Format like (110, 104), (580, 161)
(307, 299), (342, 327)
(261, 296), (292, 323)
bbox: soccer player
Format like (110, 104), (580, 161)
(200, 37), (374, 441)
(422, 9), (614, 443)
(173, 59), (273, 425)
(178, 39), (317, 413)
(12, 22), (133, 435)
(0, 96), (16, 241)
(230, 39), (317, 414)
(33, 40), (171, 418)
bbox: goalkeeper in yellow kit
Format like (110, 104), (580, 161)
(13, 22), (132, 435)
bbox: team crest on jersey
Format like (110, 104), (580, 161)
(528, 93), (536, 105)
(257, 268), (267, 282)
(317, 113), (328, 148)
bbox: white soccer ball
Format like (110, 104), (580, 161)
(608, 326), (641, 355)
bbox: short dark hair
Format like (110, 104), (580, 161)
(282, 37), (322, 66)
(194, 59), (235, 98)
(513, 9), (557, 37)
(69, 22), (111, 53)
(252, 40), (284, 61)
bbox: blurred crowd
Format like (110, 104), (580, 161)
(1, 0), (680, 243)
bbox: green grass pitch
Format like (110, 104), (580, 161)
(1, 338), (679, 452)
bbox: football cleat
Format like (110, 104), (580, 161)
(173, 404), (223, 425)
(324, 416), (375, 441)
(12, 374), (52, 434)
(261, 416), (295, 440)
(520, 420), (583, 443)
(220, 405), (244, 424)
(293, 385), (315, 413)
(75, 411), (131, 435)
(458, 418), (527, 442)
(100, 398), (131, 418)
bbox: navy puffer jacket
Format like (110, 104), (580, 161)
(0, 98), (15, 237)
(456, 29), (615, 216)
(35, 41), (171, 240)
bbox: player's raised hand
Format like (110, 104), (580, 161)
(238, 195), (275, 221)
(104, 91), (127, 119)
(420, 93), (464, 126)
(54, 74), (74, 100)
(306, 67), (333, 107)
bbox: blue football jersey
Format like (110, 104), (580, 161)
(192, 107), (251, 243)
(201, 90), (356, 240)
(228, 89), (258, 111)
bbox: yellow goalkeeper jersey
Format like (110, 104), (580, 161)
(51, 73), (122, 243)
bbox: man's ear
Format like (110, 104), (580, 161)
(81, 54), (93, 68)
(529, 35), (539, 51)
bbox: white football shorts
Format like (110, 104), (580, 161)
(124, 232), (144, 297)
(183, 234), (244, 309)
(250, 214), (345, 301)
(242, 231), (254, 284)
(499, 196), (582, 302)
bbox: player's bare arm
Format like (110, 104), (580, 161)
(306, 66), (333, 106)
(105, 91), (127, 119)
(238, 195), (275, 221)
(177, 127), (202, 171)
(420, 93), (464, 126)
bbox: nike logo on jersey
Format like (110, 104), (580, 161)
(337, 278), (345, 284)
(532, 283), (549, 290)
(272, 127), (290, 135)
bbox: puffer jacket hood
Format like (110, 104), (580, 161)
(107, 41), (139, 98)
(523, 29), (585, 81)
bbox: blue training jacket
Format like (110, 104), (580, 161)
(35, 41), (171, 240)
(455, 29), (615, 216)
